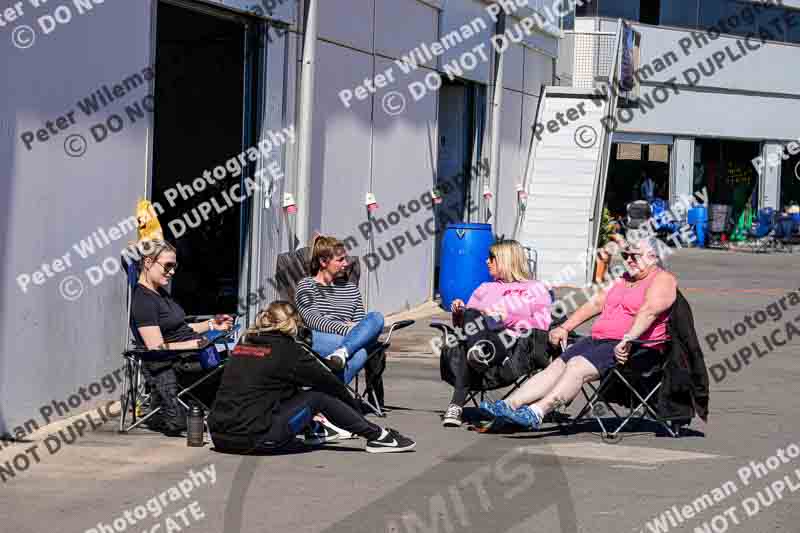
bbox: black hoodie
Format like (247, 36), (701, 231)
(207, 332), (357, 451)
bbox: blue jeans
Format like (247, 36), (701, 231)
(312, 312), (384, 384)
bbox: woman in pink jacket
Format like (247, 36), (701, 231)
(442, 240), (552, 427)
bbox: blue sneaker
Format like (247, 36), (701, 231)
(493, 401), (541, 430)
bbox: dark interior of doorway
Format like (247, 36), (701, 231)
(604, 143), (670, 219)
(432, 80), (485, 295)
(693, 139), (760, 234)
(151, 1), (246, 315)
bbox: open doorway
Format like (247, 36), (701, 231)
(150, 1), (262, 314)
(604, 143), (670, 221)
(433, 80), (486, 293)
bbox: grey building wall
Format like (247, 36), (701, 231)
(285, 0), (558, 313)
(1, 1), (153, 435)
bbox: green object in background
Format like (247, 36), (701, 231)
(730, 204), (753, 241)
(729, 180), (757, 242)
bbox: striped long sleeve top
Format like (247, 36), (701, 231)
(295, 277), (366, 336)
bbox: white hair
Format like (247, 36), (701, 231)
(634, 235), (668, 270)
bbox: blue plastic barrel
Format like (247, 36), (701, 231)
(695, 222), (707, 247)
(439, 223), (494, 310)
(688, 206), (708, 248)
(687, 206), (707, 225)
(758, 208), (775, 229)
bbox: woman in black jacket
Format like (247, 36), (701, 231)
(208, 301), (415, 454)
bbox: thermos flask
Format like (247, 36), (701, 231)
(187, 405), (205, 447)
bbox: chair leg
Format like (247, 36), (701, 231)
(176, 365), (226, 413)
(570, 372), (615, 432)
(605, 371), (676, 438)
(119, 358), (132, 433)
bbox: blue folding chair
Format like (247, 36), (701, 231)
(118, 249), (240, 433)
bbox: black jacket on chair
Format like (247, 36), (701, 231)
(657, 291), (710, 422)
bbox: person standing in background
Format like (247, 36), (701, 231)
(640, 170), (656, 202)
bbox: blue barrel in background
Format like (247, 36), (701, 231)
(758, 207), (775, 229)
(439, 223), (494, 310)
(687, 206), (708, 248)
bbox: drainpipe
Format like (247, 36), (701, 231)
(486, 13), (505, 226)
(295, 0), (318, 248)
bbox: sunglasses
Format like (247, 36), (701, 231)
(488, 253), (496, 262)
(156, 261), (178, 274)
(621, 252), (643, 260)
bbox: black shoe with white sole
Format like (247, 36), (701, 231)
(365, 428), (416, 453)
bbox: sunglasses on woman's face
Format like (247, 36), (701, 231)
(488, 253), (496, 262)
(621, 252), (642, 261)
(156, 261), (178, 274)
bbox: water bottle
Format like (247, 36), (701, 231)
(187, 405), (205, 447)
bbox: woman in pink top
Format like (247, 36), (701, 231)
(481, 237), (677, 430)
(442, 240), (552, 427)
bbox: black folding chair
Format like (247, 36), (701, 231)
(275, 248), (414, 417)
(118, 251), (240, 433)
(566, 340), (680, 441)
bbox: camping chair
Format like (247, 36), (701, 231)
(564, 340), (681, 441)
(562, 293), (702, 441)
(274, 248), (414, 417)
(118, 252), (240, 433)
(431, 321), (554, 409)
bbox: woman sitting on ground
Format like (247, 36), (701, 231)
(207, 301), (415, 454)
(131, 239), (233, 436)
(295, 235), (384, 385)
(481, 237), (677, 430)
(441, 240), (552, 427)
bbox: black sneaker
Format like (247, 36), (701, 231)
(365, 428), (416, 453)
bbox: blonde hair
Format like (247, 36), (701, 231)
(309, 234), (346, 275)
(246, 301), (303, 339)
(138, 239), (176, 266)
(490, 240), (531, 283)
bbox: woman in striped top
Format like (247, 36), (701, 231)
(295, 235), (384, 385)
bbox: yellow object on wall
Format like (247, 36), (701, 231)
(136, 199), (164, 241)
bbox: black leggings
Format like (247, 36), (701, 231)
(256, 391), (382, 450)
(450, 309), (513, 407)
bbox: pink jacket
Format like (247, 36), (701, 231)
(466, 280), (552, 334)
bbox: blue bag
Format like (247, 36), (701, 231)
(198, 344), (222, 370)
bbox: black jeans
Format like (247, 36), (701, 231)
(255, 391), (382, 451)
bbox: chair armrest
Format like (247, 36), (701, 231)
(384, 319), (414, 343)
(429, 321), (459, 350)
(123, 347), (200, 361)
(429, 321), (455, 335)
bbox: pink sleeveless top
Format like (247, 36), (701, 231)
(591, 269), (671, 346)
